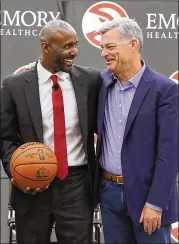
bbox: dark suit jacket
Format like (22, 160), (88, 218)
(1, 63), (101, 214)
(95, 65), (178, 225)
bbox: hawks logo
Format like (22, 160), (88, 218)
(170, 70), (178, 84)
(82, 1), (128, 48)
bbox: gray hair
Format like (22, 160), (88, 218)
(39, 20), (76, 42)
(99, 18), (143, 51)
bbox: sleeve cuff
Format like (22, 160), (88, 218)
(146, 202), (162, 212)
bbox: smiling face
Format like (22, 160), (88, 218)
(100, 28), (136, 74)
(42, 30), (78, 73)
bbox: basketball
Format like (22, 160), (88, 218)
(10, 142), (57, 190)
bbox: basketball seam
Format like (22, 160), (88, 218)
(11, 146), (55, 169)
(14, 162), (56, 166)
(13, 168), (56, 181)
(11, 168), (24, 189)
(11, 169), (24, 189)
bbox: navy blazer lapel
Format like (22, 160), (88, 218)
(24, 63), (44, 143)
(123, 66), (152, 140)
(97, 70), (114, 152)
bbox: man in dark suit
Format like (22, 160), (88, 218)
(95, 18), (178, 243)
(1, 20), (101, 244)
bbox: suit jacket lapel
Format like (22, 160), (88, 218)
(123, 66), (152, 140)
(70, 66), (88, 157)
(24, 64), (44, 143)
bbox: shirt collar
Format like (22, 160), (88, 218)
(37, 61), (70, 84)
(56, 70), (70, 81)
(128, 59), (146, 88)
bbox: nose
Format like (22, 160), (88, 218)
(101, 48), (108, 58)
(70, 46), (78, 56)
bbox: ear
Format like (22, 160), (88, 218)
(41, 42), (49, 54)
(131, 39), (138, 49)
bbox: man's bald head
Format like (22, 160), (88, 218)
(39, 20), (77, 43)
(39, 20), (78, 74)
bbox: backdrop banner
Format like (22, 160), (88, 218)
(1, 1), (178, 243)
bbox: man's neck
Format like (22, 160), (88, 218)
(115, 58), (143, 85)
(40, 58), (57, 74)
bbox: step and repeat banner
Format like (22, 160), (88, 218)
(0, 0), (178, 243)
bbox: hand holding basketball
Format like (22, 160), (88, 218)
(10, 142), (57, 193)
(10, 178), (48, 194)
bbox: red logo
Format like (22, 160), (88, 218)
(171, 222), (178, 242)
(170, 70), (178, 84)
(82, 1), (128, 48)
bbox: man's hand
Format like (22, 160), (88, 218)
(11, 178), (49, 195)
(139, 205), (162, 235)
(13, 62), (36, 74)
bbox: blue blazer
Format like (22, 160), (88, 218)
(96, 65), (178, 225)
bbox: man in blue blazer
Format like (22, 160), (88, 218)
(95, 18), (178, 243)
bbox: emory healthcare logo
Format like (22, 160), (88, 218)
(0, 10), (61, 36)
(82, 1), (128, 48)
(146, 13), (178, 39)
(170, 70), (178, 84)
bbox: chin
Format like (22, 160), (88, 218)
(63, 68), (72, 73)
(106, 65), (115, 72)
(64, 66), (73, 73)
(56, 66), (71, 73)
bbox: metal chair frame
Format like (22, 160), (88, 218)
(7, 203), (102, 244)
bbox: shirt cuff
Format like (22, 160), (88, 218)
(146, 202), (162, 212)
